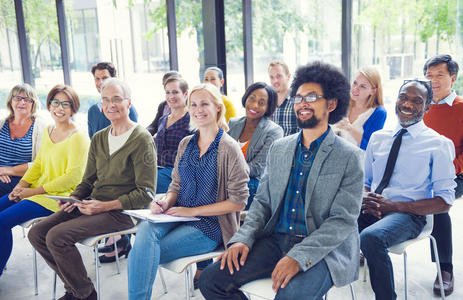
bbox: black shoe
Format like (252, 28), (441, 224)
(99, 244), (131, 263)
(98, 235), (130, 253)
(433, 271), (454, 296)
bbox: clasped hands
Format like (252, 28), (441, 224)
(362, 192), (398, 218)
(9, 186), (36, 202)
(218, 242), (300, 293)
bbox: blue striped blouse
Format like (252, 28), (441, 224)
(0, 120), (34, 167)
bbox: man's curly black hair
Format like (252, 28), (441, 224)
(290, 61), (350, 124)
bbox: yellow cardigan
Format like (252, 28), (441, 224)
(22, 129), (90, 212)
(222, 95), (237, 122)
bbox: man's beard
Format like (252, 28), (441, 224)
(395, 105), (424, 127)
(297, 111), (320, 129)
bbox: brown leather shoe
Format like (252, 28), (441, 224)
(76, 289), (97, 300)
(433, 270), (454, 296)
(57, 292), (75, 300)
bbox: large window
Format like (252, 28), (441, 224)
(352, 0), (463, 129)
(0, 0), (22, 113)
(252, 0), (342, 83)
(225, 0), (245, 115)
(22, 0), (64, 112)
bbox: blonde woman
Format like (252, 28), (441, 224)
(335, 66), (386, 150)
(0, 84), (47, 197)
(128, 83), (249, 299)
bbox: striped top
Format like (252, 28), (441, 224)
(176, 128), (223, 243)
(0, 120), (34, 167)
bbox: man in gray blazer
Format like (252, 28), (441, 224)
(199, 61), (364, 299)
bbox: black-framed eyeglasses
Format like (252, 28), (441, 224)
(101, 96), (127, 105)
(292, 92), (324, 104)
(49, 99), (72, 108)
(13, 96), (34, 103)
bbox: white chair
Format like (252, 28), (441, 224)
(362, 215), (445, 300)
(19, 217), (49, 296)
(47, 226), (138, 300)
(239, 278), (356, 300)
(158, 249), (224, 300)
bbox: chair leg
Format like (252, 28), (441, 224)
(114, 240), (121, 274)
(158, 268), (168, 294)
(52, 272), (57, 300)
(349, 283), (356, 300)
(22, 227), (26, 238)
(403, 251), (408, 300)
(94, 244), (100, 300)
(185, 266), (191, 300)
(430, 235), (446, 300)
(33, 248), (38, 295)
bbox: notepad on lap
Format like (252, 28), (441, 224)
(123, 209), (199, 223)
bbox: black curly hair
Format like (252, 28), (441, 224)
(290, 61), (350, 124)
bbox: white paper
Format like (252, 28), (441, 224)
(123, 209), (199, 223)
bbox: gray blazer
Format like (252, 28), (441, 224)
(228, 117), (283, 179)
(229, 128), (364, 286)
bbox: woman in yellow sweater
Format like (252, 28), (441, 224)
(203, 66), (237, 121)
(0, 84), (89, 276)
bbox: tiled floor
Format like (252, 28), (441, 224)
(1, 200), (462, 300)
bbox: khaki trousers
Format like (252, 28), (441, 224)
(28, 209), (134, 299)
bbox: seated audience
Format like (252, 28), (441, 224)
(28, 78), (156, 300)
(0, 84), (89, 277)
(203, 66), (237, 121)
(0, 84), (47, 197)
(155, 76), (193, 194)
(127, 83), (249, 300)
(228, 82), (283, 209)
(146, 70), (182, 136)
(88, 62), (138, 138)
(423, 54), (462, 295)
(199, 62), (364, 299)
(359, 80), (456, 300)
(334, 66), (386, 150)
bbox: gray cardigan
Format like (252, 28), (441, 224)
(168, 131), (250, 247)
(228, 117), (283, 179)
(229, 128), (364, 287)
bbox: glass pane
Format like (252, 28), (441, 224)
(175, 0), (203, 88)
(225, 0), (245, 116)
(352, 0), (462, 129)
(66, 0), (170, 129)
(23, 0), (64, 103)
(0, 1), (22, 117)
(252, 0), (342, 83)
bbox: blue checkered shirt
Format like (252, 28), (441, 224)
(275, 128), (329, 236)
(271, 95), (299, 136)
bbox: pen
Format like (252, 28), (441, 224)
(145, 188), (163, 213)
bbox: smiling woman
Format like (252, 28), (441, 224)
(0, 84), (90, 278)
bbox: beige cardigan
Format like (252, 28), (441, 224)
(168, 131), (250, 247)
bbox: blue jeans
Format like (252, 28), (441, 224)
(127, 221), (219, 300)
(199, 233), (333, 300)
(0, 176), (21, 198)
(245, 178), (259, 210)
(156, 167), (173, 194)
(359, 212), (426, 300)
(0, 193), (53, 275)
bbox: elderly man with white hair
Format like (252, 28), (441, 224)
(28, 78), (157, 300)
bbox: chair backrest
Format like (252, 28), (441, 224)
(388, 215), (433, 254)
